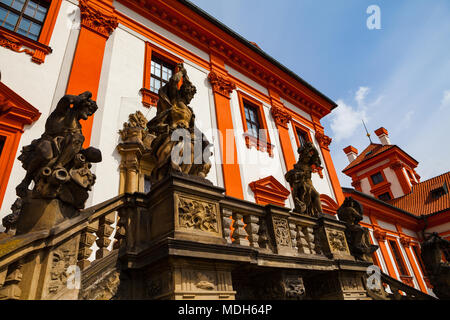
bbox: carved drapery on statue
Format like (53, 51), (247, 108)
(285, 142), (323, 217)
(337, 197), (378, 262)
(146, 63), (212, 184)
(421, 232), (450, 299)
(4, 92), (101, 235)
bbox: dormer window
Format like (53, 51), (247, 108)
(431, 182), (448, 199)
(378, 192), (391, 201)
(371, 172), (384, 185)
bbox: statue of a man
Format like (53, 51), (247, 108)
(147, 63), (212, 183)
(16, 91), (101, 207)
(285, 141), (323, 216)
(337, 197), (378, 261)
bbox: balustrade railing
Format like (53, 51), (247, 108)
(0, 193), (147, 300)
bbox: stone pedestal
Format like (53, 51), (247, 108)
(144, 258), (235, 300)
(306, 270), (370, 300)
(147, 173), (226, 245)
(315, 214), (354, 261)
(15, 198), (76, 235)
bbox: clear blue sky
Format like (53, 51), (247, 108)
(189, 0), (450, 187)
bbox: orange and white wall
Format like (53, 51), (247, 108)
(0, 0), (345, 223)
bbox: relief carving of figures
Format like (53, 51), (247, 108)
(48, 246), (77, 296)
(337, 197), (378, 261)
(10, 92), (102, 234)
(146, 63), (212, 184)
(285, 141), (323, 216)
(178, 197), (218, 233)
(421, 232), (450, 299)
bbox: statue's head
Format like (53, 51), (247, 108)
(180, 80), (197, 105)
(76, 91), (98, 120)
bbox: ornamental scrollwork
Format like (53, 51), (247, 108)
(272, 217), (290, 247)
(177, 197), (218, 233)
(207, 71), (236, 98)
(79, 0), (118, 38)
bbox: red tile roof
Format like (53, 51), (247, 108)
(389, 171), (450, 216)
(343, 143), (394, 172)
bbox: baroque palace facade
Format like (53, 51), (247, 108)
(0, 0), (447, 300)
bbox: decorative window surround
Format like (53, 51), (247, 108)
(237, 90), (274, 157)
(140, 41), (182, 108)
(0, 0), (62, 64)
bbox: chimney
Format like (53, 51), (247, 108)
(343, 146), (358, 163)
(375, 127), (391, 145)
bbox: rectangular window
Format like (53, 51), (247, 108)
(371, 172), (384, 185)
(150, 56), (174, 94)
(296, 128), (308, 148)
(411, 245), (427, 275)
(243, 101), (261, 138)
(389, 240), (408, 276)
(378, 192), (391, 201)
(0, 0), (49, 41)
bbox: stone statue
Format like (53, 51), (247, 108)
(10, 92), (101, 234)
(337, 197), (378, 261)
(1, 198), (22, 235)
(146, 63), (212, 184)
(285, 141), (323, 216)
(421, 232), (450, 299)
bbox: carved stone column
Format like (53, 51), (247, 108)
(118, 144), (144, 194)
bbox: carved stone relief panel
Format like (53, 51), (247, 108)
(176, 195), (219, 234)
(326, 229), (350, 254)
(272, 216), (291, 247)
(46, 237), (79, 298)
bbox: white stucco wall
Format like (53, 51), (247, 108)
(360, 177), (371, 194)
(228, 89), (291, 206)
(383, 167), (404, 198)
(88, 25), (219, 207)
(0, 0), (78, 221)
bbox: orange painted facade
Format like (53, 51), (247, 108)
(0, 83), (41, 208)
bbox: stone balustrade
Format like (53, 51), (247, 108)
(0, 193), (147, 300)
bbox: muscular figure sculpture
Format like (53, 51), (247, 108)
(15, 91), (101, 206)
(285, 142), (323, 216)
(147, 63), (212, 183)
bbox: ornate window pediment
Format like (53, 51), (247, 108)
(249, 175), (290, 207)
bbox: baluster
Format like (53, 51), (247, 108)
(289, 222), (298, 252)
(232, 213), (249, 246)
(306, 226), (319, 254)
(222, 208), (233, 244)
(114, 208), (127, 249)
(297, 226), (311, 254)
(0, 261), (23, 300)
(258, 219), (270, 249)
(96, 212), (116, 259)
(77, 221), (98, 270)
(244, 215), (260, 248)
